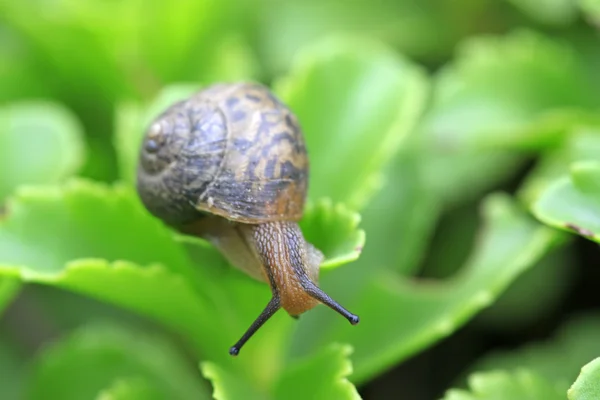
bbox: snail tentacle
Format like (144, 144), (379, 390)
(229, 295), (281, 356)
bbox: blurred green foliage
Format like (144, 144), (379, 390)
(442, 369), (565, 400)
(1, 0), (600, 399)
(569, 357), (600, 400)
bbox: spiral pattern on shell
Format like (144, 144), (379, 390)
(136, 82), (309, 226)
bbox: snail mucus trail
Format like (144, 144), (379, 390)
(136, 82), (359, 356)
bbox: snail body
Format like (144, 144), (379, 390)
(136, 82), (358, 355)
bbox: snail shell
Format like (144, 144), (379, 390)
(136, 82), (307, 226)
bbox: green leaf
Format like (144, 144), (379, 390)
(0, 335), (26, 400)
(27, 323), (209, 400)
(201, 362), (266, 400)
(475, 244), (574, 331)
(421, 144), (523, 207)
(533, 161), (600, 241)
(274, 344), (360, 400)
(96, 377), (165, 400)
(0, 178), (365, 390)
(0, 28), (51, 102)
(419, 29), (599, 205)
(300, 199), (365, 269)
(569, 358), (600, 400)
(3, 258), (275, 392)
(420, 201), (572, 332)
(0, 179), (226, 364)
(419, 201), (481, 280)
(571, 161), (600, 196)
(0, 180), (193, 277)
(275, 35), (429, 210)
(1, 0), (133, 106)
(358, 148), (441, 275)
(504, 0), (578, 25)
(292, 194), (559, 384)
(200, 34), (260, 83)
(425, 29), (597, 151)
(471, 314), (600, 392)
(0, 0), (243, 103)
(0, 277), (20, 315)
(0, 101), (85, 199)
(580, 0), (600, 22)
(519, 126), (600, 205)
(202, 344), (361, 400)
(257, 0), (483, 74)
(2, 260), (209, 351)
(442, 369), (563, 400)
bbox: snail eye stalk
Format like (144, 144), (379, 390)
(229, 296), (281, 356)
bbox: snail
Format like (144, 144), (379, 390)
(136, 82), (359, 356)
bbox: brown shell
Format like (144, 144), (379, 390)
(136, 82), (308, 226)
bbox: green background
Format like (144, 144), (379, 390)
(1, 0), (600, 399)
